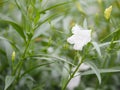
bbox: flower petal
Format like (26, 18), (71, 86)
(72, 24), (83, 34)
(67, 24), (92, 50)
(73, 42), (84, 50)
(67, 35), (81, 44)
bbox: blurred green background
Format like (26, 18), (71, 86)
(0, 0), (120, 90)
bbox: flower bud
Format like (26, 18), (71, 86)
(12, 51), (15, 62)
(104, 5), (112, 20)
(97, 0), (102, 4)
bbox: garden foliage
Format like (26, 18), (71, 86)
(0, 0), (120, 90)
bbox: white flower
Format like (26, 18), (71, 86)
(79, 63), (90, 71)
(47, 47), (54, 53)
(67, 24), (92, 50)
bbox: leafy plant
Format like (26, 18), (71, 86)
(0, 0), (120, 90)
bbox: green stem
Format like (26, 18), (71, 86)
(62, 57), (84, 90)
(11, 39), (32, 89)
(16, 39), (31, 78)
(12, 40), (31, 76)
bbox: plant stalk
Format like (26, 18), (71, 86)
(62, 57), (84, 90)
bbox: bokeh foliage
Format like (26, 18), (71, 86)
(0, 0), (120, 90)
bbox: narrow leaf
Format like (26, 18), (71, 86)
(0, 36), (20, 51)
(92, 42), (102, 57)
(40, 2), (71, 14)
(75, 68), (120, 76)
(92, 40), (120, 50)
(34, 14), (57, 31)
(83, 19), (88, 29)
(0, 14), (26, 41)
(4, 75), (15, 90)
(3, 20), (26, 41)
(100, 28), (120, 42)
(84, 61), (101, 84)
(20, 62), (55, 78)
(28, 54), (75, 66)
(0, 39), (13, 65)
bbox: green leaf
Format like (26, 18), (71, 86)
(40, 1), (71, 14)
(75, 67), (120, 76)
(0, 14), (26, 41)
(92, 40), (120, 50)
(83, 18), (88, 29)
(3, 20), (26, 41)
(15, 0), (32, 34)
(99, 40), (120, 47)
(4, 75), (15, 90)
(15, 0), (27, 21)
(34, 14), (57, 31)
(92, 42), (102, 57)
(100, 28), (120, 42)
(20, 62), (55, 78)
(0, 36), (20, 51)
(0, 38), (13, 65)
(33, 13), (61, 39)
(84, 61), (101, 84)
(0, 36), (8, 41)
(29, 54), (75, 66)
(61, 63), (70, 89)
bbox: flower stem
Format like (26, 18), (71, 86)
(12, 39), (31, 75)
(16, 39), (31, 78)
(62, 57), (84, 90)
(11, 39), (32, 88)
